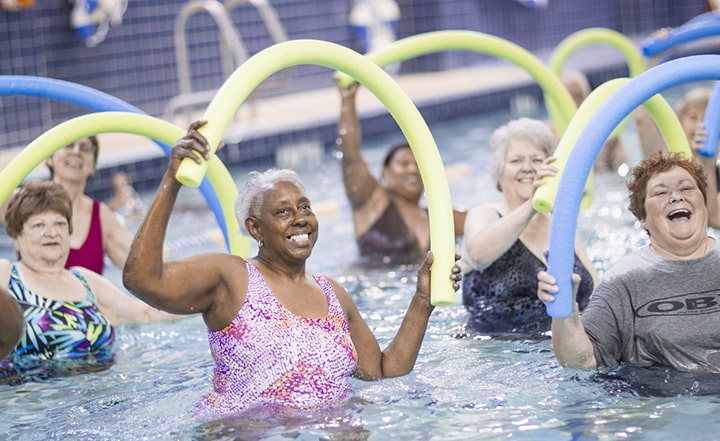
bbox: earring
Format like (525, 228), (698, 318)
(258, 240), (264, 248)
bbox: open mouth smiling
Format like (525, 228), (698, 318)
(667, 208), (692, 222)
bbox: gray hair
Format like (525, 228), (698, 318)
(489, 118), (557, 192)
(235, 168), (307, 236)
(675, 87), (711, 118)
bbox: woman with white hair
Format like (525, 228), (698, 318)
(123, 120), (463, 420)
(460, 117), (597, 336)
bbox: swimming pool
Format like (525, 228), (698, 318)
(3, 85), (720, 440)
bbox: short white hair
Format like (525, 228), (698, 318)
(490, 118), (557, 192)
(235, 168), (307, 236)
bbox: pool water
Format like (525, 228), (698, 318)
(3, 88), (720, 440)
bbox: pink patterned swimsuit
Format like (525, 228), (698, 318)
(195, 260), (358, 418)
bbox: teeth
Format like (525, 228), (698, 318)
(668, 209), (691, 220)
(288, 233), (310, 243)
(65, 159), (83, 169)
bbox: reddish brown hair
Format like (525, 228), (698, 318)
(5, 181), (73, 238)
(627, 151), (708, 222)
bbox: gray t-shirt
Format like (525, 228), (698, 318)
(581, 244), (720, 372)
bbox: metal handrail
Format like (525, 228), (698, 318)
(224, 0), (291, 91)
(174, 0), (248, 96)
(165, 0), (291, 124)
(166, 0), (249, 122)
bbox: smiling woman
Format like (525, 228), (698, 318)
(0, 181), (181, 383)
(121, 120), (463, 420)
(459, 117), (597, 337)
(45, 137), (135, 274)
(336, 82), (467, 267)
(538, 151), (720, 372)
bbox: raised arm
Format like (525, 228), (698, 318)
(463, 156), (557, 271)
(691, 125), (720, 229)
(461, 201), (536, 271)
(0, 286), (23, 359)
(338, 252), (462, 379)
(633, 30), (674, 159)
(336, 81), (381, 210)
(537, 270), (596, 369)
(122, 121), (236, 324)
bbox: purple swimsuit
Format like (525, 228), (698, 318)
(195, 260), (358, 418)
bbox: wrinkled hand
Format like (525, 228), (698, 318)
(651, 27), (673, 41)
(169, 120), (210, 176)
(415, 251), (463, 305)
(537, 270), (580, 305)
(335, 78), (360, 100)
(533, 155), (559, 191)
(643, 27), (674, 71)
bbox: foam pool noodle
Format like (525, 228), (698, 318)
(542, 56), (712, 318)
(174, 39), (456, 305)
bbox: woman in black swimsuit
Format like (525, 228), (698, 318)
(460, 117), (598, 336)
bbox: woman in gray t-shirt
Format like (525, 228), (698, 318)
(538, 151), (720, 373)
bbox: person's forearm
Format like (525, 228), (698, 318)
(337, 87), (377, 208)
(379, 294), (434, 377)
(700, 158), (720, 229)
(465, 201), (536, 270)
(123, 172), (181, 295)
(550, 313), (596, 369)
(338, 93), (363, 162)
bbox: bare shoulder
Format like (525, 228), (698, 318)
(226, 254), (250, 278)
(184, 252), (248, 278)
(467, 203), (502, 222)
(73, 266), (114, 286)
(97, 199), (128, 228)
(325, 276), (356, 312)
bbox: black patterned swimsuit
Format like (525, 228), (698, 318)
(462, 239), (593, 336)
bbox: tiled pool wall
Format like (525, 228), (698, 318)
(0, 0), (707, 199)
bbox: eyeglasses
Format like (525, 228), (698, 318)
(62, 140), (96, 154)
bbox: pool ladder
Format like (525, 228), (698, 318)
(164, 0), (290, 127)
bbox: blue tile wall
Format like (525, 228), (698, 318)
(0, 0), (709, 199)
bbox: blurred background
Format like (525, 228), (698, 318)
(0, 1), (711, 199)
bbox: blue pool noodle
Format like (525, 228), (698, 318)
(642, 17), (720, 57)
(0, 75), (230, 251)
(699, 81), (720, 158)
(547, 55), (720, 317)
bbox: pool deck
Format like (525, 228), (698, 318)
(95, 61), (543, 168)
(0, 60), (535, 179)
